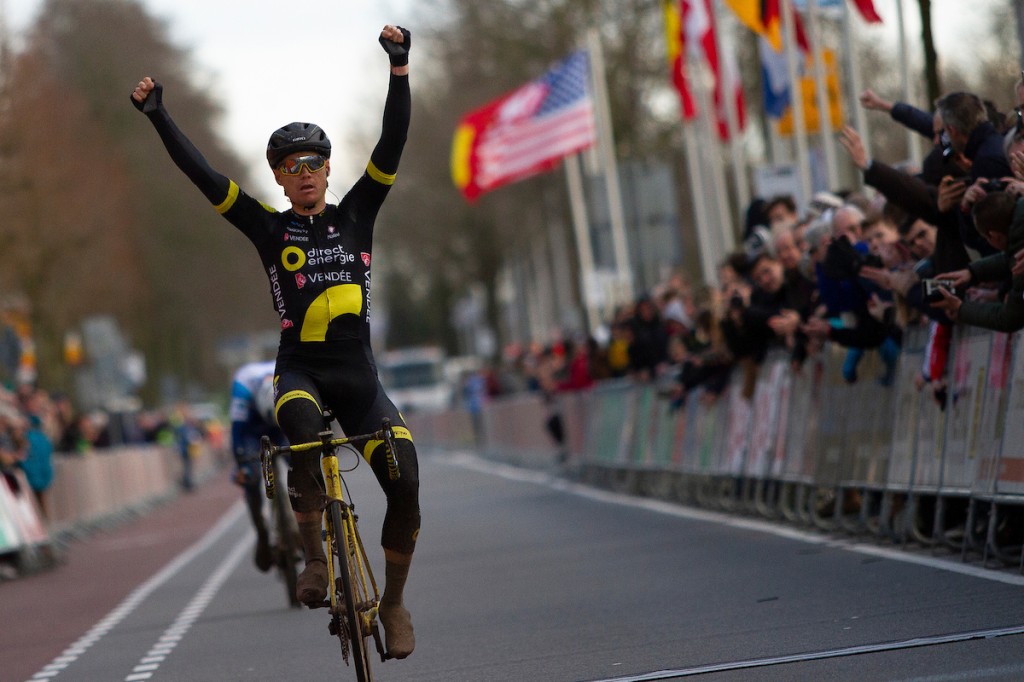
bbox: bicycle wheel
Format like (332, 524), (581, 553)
(329, 501), (373, 682)
(273, 474), (302, 609)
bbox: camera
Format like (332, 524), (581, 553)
(821, 237), (883, 280)
(982, 179), (1008, 193)
(923, 278), (958, 303)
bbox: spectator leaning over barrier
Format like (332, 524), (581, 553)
(718, 252), (764, 399)
(772, 224), (817, 317)
(839, 124), (971, 278)
(747, 249), (815, 368)
(18, 389), (54, 518)
(937, 91), (1011, 259)
(931, 191), (1024, 332)
(627, 296), (669, 381)
(858, 88), (965, 187)
(804, 205), (901, 385)
(858, 212), (922, 330)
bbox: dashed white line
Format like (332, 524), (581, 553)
(25, 501), (244, 682)
(122, 535), (248, 681)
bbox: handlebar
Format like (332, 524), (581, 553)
(259, 418), (401, 483)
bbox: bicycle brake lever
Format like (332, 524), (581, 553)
(259, 435), (275, 499)
(381, 418), (400, 481)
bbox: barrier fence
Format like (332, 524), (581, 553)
(0, 442), (226, 577)
(407, 324), (1024, 572)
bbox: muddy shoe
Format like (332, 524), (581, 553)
(379, 603), (415, 659)
(254, 533), (273, 573)
(296, 558), (328, 605)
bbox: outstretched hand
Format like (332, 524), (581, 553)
(379, 25), (411, 67)
(839, 125), (868, 171)
(131, 76), (162, 113)
(859, 88), (893, 113)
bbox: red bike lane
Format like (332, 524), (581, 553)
(0, 473), (239, 682)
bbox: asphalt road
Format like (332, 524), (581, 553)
(4, 449), (1024, 682)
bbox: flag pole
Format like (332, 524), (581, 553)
(564, 154), (602, 336)
(683, 123), (721, 285)
(712, 0), (750, 220)
(842, 1), (869, 170)
(586, 28), (635, 304)
(806, 0), (839, 191)
(895, 0), (922, 168)
(690, 29), (735, 256)
(781, 0), (812, 203)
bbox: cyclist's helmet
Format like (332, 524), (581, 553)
(255, 374), (277, 426)
(266, 122), (331, 169)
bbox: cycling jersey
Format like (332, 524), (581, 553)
(229, 360), (285, 476)
(141, 74), (420, 554)
(142, 74), (410, 357)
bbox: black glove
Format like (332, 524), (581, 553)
(379, 26), (411, 67)
(130, 80), (163, 114)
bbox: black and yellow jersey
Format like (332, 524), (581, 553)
(140, 74), (410, 356)
(217, 175), (387, 350)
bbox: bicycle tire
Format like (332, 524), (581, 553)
(329, 500), (373, 682)
(273, 475), (302, 609)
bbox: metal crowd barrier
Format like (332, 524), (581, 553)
(407, 322), (1024, 572)
(0, 442), (228, 578)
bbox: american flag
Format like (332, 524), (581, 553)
(451, 51), (596, 201)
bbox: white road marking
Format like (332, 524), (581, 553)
(440, 452), (1024, 587)
(26, 501), (244, 682)
(122, 535), (249, 681)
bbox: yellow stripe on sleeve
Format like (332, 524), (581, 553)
(214, 180), (241, 214)
(366, 160), (397, 186)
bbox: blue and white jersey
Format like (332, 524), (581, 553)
(229, 360), (284, 468)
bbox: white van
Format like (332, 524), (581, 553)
(377, 346), (452, 414)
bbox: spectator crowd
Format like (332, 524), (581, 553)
(0, 381), (221, 522)
(464, 72), (1024, 427)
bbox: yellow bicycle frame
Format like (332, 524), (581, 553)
(321, 440), (380, 636)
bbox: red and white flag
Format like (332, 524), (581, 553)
(850, 0), (883, 23)
(663, 0), (697, 119)
(685, 0), (746, 140)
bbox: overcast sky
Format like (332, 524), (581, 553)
(0, 0), (1003, 204)
(4, 0), (416, 204)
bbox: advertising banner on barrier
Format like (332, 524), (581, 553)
(0, 470), (48, 549)
(942, 327), (990, 490)
(724, 388), (751, 476)
(0, 475), (22, 554)
(888, 327), (927, 487)
(996, 333), (1024, 495)
(974, 333), (1013, 495)
(747, 358), (786, 479)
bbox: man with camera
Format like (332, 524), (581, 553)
(931, 190), (1024, 331)
(937, 91), (1011, 259)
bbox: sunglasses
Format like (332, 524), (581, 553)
(278, 154), (327, 175)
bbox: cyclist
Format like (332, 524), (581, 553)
(228, 360), (285, 573)
(131, 24), (419, 658)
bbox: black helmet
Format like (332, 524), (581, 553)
(266, 122), (331, 168)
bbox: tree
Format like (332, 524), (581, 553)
(0, 0), (276, 398)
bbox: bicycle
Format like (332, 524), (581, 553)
(260, 413), (399, 682)
(237, 449), (303, 609)
(261, 449), (303, 609)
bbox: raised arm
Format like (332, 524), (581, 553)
(131, 77), (232, 206)
(367, 26), (411, 179)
